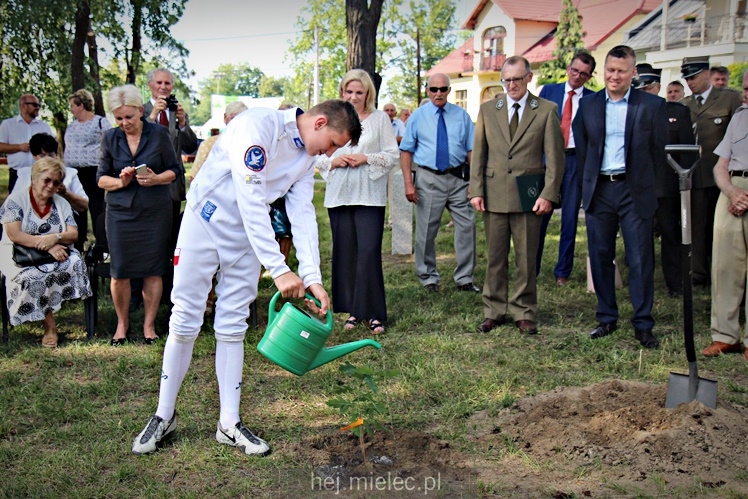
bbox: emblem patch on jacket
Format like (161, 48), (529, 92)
(244, 145), (267, 171)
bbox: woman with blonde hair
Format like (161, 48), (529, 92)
(97, 84), (179, 345)
(316, 69), (399, 333)
(0, 157), (92, 347)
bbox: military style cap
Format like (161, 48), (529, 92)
(633, 63), (662, 89)
(681, 56), (709, 79)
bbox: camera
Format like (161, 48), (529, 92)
(164, 94), (179, 111)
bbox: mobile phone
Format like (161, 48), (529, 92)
(135, 164), (148, 175)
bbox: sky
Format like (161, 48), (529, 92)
(171, 0), (474, 92)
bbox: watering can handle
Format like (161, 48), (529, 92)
(267, 290), (334, 330)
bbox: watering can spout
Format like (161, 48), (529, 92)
(308, 339), (382, 371)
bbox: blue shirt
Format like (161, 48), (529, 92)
(601, 88), (630, 174)
(399, 102), (474, 169)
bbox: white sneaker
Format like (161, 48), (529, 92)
(132, 413), (177, 455)
(216, 421), (271, 456)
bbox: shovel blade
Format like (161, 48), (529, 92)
(665, 371), (718, 409)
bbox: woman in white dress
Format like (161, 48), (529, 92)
(316, 69), (399, 333)
(0, 157), (92, 347)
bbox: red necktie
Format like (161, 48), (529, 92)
(158, 110), (168, 127)
(561, 89), (574, 147)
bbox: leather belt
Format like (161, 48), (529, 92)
(565, 148), (576, 156)
(599, 172), (626, 182)
(419, 165), (453, 175)
(730, 170), (748, 178)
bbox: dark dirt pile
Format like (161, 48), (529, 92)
(283, 380), (748, 497)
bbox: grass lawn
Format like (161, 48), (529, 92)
(1, 165), (747, 497)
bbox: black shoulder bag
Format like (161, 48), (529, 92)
(12, 244), (58, 267)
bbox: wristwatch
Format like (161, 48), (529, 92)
(56, 234), (62, 241)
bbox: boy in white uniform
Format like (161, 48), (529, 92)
(132, 100), (361, 456)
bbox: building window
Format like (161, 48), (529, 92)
(455, 90), (467, 109)
(482, 26), (506, 71)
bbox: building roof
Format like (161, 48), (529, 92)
(462, 0), (662, 63)
(425, 37), (474, 76)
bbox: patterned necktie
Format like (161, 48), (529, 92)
(696, 95), (704, 107)
(158, 110), (168, 127)
(561, 90), (574, 147)
(509, 103), (520, 140)
(436, 107), (449, 171)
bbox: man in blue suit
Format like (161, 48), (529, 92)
(536, 51), (596, 285)
(573, 45), (669, 349)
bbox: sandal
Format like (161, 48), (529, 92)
(368, 319), (385, 334)
(344, 316), (359, 330)
(42, 329), (58, 348)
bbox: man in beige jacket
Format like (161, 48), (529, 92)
(470, 55), (565, 335)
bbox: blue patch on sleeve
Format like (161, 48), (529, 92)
(201, 201), (217, 222)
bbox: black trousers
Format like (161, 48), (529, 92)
(75, 166), (106, 240)
(328, 205), (387, 322)
(656, 196), (682, 293)
(8, 168), (18, 194)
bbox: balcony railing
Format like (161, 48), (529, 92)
(461, 52), (506, 73)
(627, 13), (748, 50)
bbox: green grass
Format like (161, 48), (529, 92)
(1, 167), (747, 497)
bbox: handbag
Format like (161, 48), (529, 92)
(12, 243), (58, 267)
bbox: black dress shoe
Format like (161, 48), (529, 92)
(477, 316), (505, 332)
(110, 337), (128, 346)
(589, 322), (617, 339)
(457, 282), (480, 293)
(143, 337), (159, 345)
(635, 328), (660, 349)
(424, 283), (440, 293)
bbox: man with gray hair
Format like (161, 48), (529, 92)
(399, 73), (479, 294)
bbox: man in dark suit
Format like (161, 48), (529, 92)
(680, 56), (742, 285)
(470, 56), (564, 335)
(573, 45), (669, 348)
(536, 51), (596, 285)
(633, 63), (695, 297)
(142, 68), (198, 307)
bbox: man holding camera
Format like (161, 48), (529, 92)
(143, 68), (198, 306)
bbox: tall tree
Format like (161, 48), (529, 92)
(537, 0), (586, 85)
(345, 0), (384, 94)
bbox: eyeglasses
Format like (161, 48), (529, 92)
(568, 67), (592, 79)
(23, 102), (41, 108)
(428, 86), (450, 93)
(42, 177), (62, 187)
(500, 73), (529, 85)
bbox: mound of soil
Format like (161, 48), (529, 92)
(469, 380), (748, 497)
(286, 380), (748, 497)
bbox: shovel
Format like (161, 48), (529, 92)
(663, 144), (718, 409)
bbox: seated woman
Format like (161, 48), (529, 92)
(97, 84), (179, 345)
(0, 157), (92, 347)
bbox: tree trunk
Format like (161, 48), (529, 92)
(126, 0), (143, 85)
(345, 0), (383, 102)
(86, 18), (105, 116)
(71, 0), (89, 92)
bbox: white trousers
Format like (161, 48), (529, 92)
(169, 208), (261, 343)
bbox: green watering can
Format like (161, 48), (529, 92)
(257, 291), (381, 376)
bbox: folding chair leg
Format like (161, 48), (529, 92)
(250, 300), (257, 329)
(1, 274), (9, 344)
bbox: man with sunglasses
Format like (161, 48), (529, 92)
(536, 51), (596, 286)
(400, 73), (478, 294)
(0, 94), (53, 193)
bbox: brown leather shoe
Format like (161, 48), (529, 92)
(556, 277), (569, 286)
(515, 320), (538, 335)
(702, 341), (743, 357)
(477, 316), (505, 333)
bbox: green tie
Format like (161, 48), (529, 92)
(509, 103), (520, 140)
(696, 95), (704, 107)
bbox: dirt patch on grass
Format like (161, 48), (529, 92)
(286, 380), (748, 497)
(469, 379), (748, 497)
